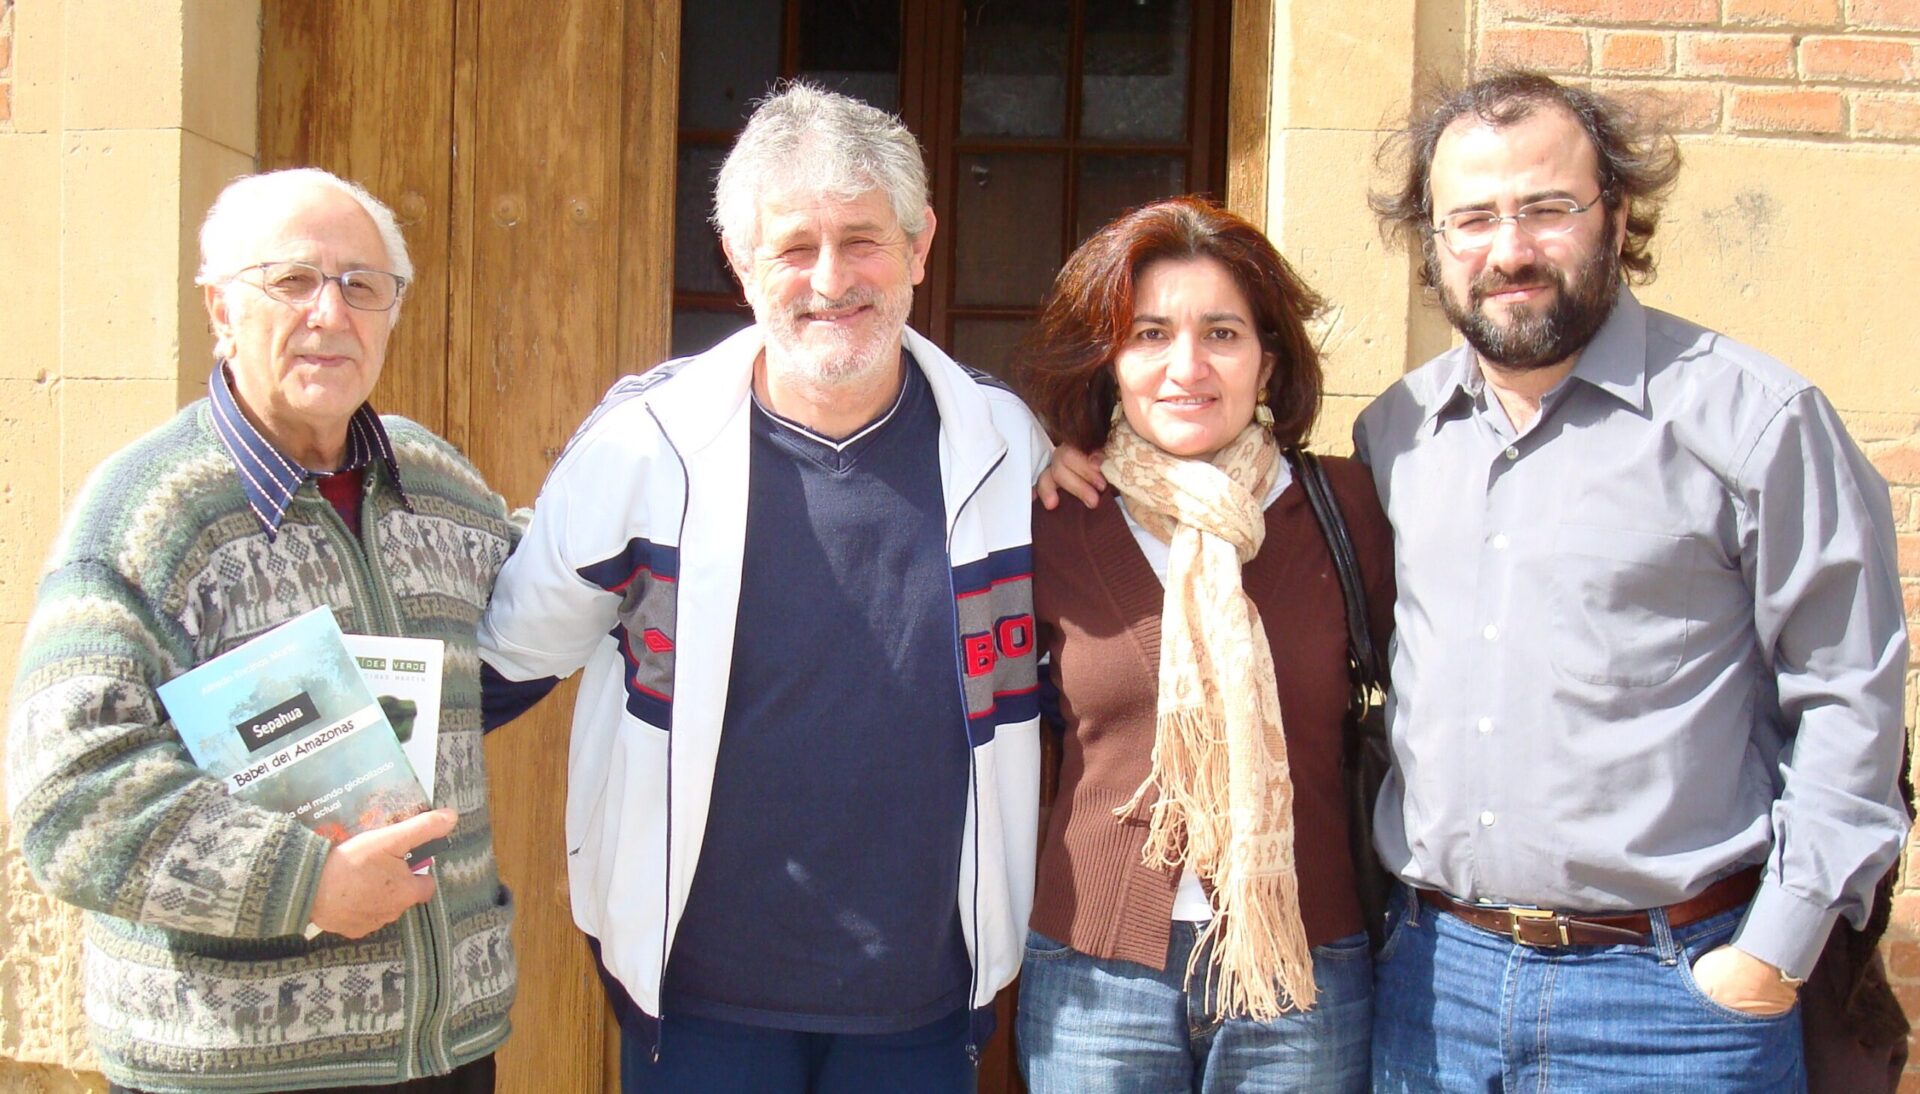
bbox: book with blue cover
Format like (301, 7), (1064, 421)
(157, 606), (446, 868)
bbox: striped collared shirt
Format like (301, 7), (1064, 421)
(206, 361), (411, 538)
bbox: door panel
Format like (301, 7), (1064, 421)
(951, 152), (1068, 308)
(958, 0), (1071, 139)
(930, 0), (1228, 377)
(459, 0), (624, 497)
(458, 3), (628, 1087)
(1080, 0), (1193, 141)
(260, 2), (678, 1090)
(260, 1), (455, 435)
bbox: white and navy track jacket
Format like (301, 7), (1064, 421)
(477, 325), (1050, 1036)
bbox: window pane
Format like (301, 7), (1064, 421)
(1076, 155), (1187, 244)
(949, 317), (1035, 383)
(679, 0), (783, 131)
(953, 153), (1066, 308)
(675, 146), (735, 296)
(960, 0), (1069, 137)
(672, 308), (752, 360)
(799, 0), (901, 111)
(1081, 0), (1191, 141)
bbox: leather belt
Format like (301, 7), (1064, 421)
(1418, 866), (1761, 948)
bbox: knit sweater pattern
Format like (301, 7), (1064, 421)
(7, 400), (517, 1092)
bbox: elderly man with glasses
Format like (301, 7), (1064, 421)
(8, 168), (516, 1094)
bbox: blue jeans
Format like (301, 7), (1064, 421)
(620, 1008), (974, 1093)
(1016, 923), (1373, 1093)
(1372, 888), (1806, 1092)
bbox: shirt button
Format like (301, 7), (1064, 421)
(1480, 810), (1497, 827)
(1482, 624), (1498, 641)
(1504, 446), (1520, 461)
(1477, 717), (1494, 735)
(1491, 533), (1510, 550)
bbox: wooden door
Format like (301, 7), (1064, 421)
(261, 3), (678, 1091)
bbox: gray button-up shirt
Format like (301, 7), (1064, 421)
(1353, 287), (1908, 977)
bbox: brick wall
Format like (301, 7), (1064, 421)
(1478, 0), (1920, 140)
(1478, 1), (1920, 1084)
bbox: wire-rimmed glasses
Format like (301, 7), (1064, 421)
(226, 261), (409, 311)
(1429, 193), (1607, 254)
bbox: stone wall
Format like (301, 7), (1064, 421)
(0, 1), (258, 1089)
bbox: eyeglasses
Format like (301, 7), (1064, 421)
(226, 261), (409, 311)
(1428, 194), (1607, 254)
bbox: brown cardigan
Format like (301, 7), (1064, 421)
(1028, 453), (1396, 971)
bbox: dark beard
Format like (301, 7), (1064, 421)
(1436, 232), (1622, 372)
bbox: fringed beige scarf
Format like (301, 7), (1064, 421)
(1104, 417), (1316, 1020)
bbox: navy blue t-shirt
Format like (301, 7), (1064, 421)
(661, 360), (973, 1033)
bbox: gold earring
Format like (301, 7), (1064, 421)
(1255, 390), (1275, 430)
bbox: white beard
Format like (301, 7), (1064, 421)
(758, 283), (913, 393)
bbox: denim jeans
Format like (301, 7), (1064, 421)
(1372, 887), (1806, 1092)
(1016, 923), (1373, 1093)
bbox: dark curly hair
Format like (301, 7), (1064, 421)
(1370, 71), (1682, 287)
(1014, 196), (1325, 453)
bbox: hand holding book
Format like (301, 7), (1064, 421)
(307, 807), (458, 939)
(156, 607), (452, 940)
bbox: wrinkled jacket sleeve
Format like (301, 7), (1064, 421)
(1026, 413), (1053, 486)
(477, 422), (628, 691)
(7, 559), (329, 939)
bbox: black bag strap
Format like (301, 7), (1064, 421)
(1282, 447), (1384, 693)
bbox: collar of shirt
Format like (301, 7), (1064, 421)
(748, 350), (920, 456)
(1421, 285), (1652, 437)
(206, 361), (412, 540)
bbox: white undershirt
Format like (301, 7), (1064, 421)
(1116, 463), (1291, 922)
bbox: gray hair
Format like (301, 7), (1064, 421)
(195, 167), (414, 286)
(712, 82), (930, 252)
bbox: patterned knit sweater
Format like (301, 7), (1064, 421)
(7, 400), (518, 1092)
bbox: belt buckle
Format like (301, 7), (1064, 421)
(1507, 906), (1569, 947)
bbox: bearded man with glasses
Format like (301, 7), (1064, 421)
(1355, 72), (1909, 1090)
(8, 168), (516, 1094)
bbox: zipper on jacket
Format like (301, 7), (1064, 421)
(412, 894), (447, 1075)
(320, 482), (453, 1077)
(645, 401), (694, 1065)
(943, 449), (1007, 1064)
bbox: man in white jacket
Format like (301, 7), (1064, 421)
(477, 83), (1049, 1092)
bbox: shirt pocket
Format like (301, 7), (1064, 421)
(1550, 524), (1699, 687)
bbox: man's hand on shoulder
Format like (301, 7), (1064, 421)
(1036, 444), (1106, 510)
(307, 808), (457, 939)
(1690, 943), (1800, 1017)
